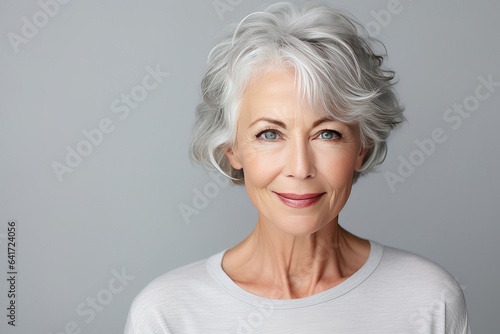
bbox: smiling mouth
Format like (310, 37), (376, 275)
(274, 192), (325, 208)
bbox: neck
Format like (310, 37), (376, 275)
(222, 215), (370, 299)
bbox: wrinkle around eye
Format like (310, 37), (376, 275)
(256, 129), (281, 141)
(318, 130), (341, 140)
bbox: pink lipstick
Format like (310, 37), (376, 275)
(274, 192), (324, 208)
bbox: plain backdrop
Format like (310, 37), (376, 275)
(1, 0), (499, 333)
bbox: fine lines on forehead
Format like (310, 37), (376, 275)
(248, 117), (338, 129)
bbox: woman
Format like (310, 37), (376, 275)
(125, 3), (470, 333)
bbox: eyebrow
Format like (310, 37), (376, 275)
(312, 117), (336, 128)
(249, 118), (287, 129)
(249, 116), (336, 129)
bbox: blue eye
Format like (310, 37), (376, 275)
(258, 130), (279, 140)
(319, 130), (340, 140)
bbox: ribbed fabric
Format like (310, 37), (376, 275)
(124, 241), (471, 333)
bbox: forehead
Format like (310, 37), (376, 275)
(239, 67), (326, 121)
(243, 67), (295, 97)
(241, 69), (310, 113)
(237, 67), (360, 135)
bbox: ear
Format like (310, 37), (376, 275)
(225, 146), (243, 170)
(355, 146), (369, 172)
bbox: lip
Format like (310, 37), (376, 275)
(273, 192), (325, 208)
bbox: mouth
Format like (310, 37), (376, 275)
(273, 192), (325, 208)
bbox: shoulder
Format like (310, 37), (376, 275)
(124, 252), (223, 333)
(131, 254), (217, 307)
(373, 243), (470, 333)
(378, 244), (462, 289)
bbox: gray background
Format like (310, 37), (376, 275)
(1, 0), (498, 333)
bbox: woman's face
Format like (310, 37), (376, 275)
(226, 68), (367, 236)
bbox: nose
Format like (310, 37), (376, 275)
(283, 137), (316, 179)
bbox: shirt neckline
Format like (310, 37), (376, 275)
(207, 240), (384, 309)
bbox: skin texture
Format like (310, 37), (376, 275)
(223, 68), (371, 299)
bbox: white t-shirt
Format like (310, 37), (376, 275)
(124, 241), (471, 333)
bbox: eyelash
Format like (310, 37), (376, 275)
(255, 127), (342, 141)
(255, 127), (280, 140)
(318, 129), (342, 140)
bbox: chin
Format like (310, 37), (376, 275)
(268, 215), (332, 237)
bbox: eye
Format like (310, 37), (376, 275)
(319, 130), (341, 140)
(257, 130), (280, 141)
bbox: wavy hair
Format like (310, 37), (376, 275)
(190, 2), (405, 184)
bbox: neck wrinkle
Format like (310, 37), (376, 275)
(226, 216), (366, 299)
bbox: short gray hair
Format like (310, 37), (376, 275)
(190, 2), (405, 184)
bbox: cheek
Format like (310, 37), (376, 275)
(239, 146), (282, 189)
(316, 148), (358, 185)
